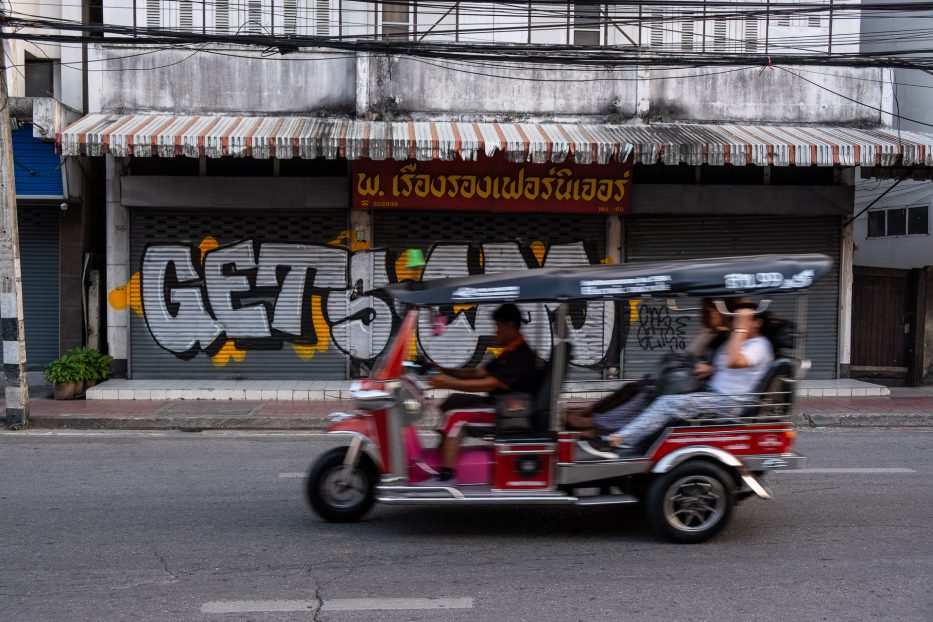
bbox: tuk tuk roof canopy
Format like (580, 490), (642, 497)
(56, 114), (933, 167)
(382, 254), (833, 305)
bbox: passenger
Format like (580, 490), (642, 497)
(566, 298), (729, 439)
(608, 301), (774, 455)
(426, 303), (538, 483)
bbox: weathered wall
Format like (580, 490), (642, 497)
(649, 66), (883, 125)
(360, 55), (639, 120)
(88, 45), (886, 126)
(88, 46), (357, 114)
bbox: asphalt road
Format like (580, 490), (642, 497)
(1, 429), (930, 622)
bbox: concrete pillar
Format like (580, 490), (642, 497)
(105, 155), (129, 378)
(1, 68), (29, 428)
(838, 221), (855, 379)
(355, 53), (371, 119)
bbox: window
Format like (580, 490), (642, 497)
(574, 2), (601, 45)
(383, 2), (410, 40)
(24, 59), (53, 97)
(909, 205), (930, 234)
(867, 205), (930, 238)
(867, 211), (886, 238)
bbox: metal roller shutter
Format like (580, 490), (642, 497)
(373, 211), (612, 379)
(17, 206), (60, 369)
(623, 215), (841, 379)
(129, 209), (349, 379)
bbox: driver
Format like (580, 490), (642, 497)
(426, 303), (538, 483)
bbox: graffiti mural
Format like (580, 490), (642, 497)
(109, 234), (622, 373)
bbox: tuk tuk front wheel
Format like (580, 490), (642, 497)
(307, 446), (378, 522)
(645, 461), (735, 544)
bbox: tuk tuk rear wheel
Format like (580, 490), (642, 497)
(307, 446), (378, 522)
(645, 461), (735, 544)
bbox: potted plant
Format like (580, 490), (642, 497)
(44, 354), (82, 400)
(70, 347), (113, 392)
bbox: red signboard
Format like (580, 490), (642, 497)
(351, 155), (632, 214)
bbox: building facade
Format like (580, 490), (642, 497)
(36, 1), (933, 383)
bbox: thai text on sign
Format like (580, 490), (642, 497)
(352, 155), (632, 213)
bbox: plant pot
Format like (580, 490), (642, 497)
(53, 381), (79, 400)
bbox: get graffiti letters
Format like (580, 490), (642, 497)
(139, 240), (348, 359)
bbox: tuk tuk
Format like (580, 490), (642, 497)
(305, 253), (831, 543)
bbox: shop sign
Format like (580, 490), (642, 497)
(352, 155), (632, 213)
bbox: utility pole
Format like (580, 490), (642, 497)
(0, 47), (30, 429)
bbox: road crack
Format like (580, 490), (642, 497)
(308, 567), (324, 622)
(153, 550), (178, 582)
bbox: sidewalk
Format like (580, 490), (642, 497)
(3, 394), (931, 431)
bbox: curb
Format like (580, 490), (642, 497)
(796, 412), (933, 428)
(26, 415), (334, 432)
(18, 413), (933, 431)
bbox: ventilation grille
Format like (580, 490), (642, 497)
(316, 0), (331, 36)
(681, 15), (694, 51)
(180, 0), (193, 30)
(650, 11), (664, 47)
(745, 17), (758, 52)
(215, 0), (229, 32)
(283, 0), (298, 34)
(248, 0), (262, 34)
(146, 0), (160, 28)
(713, 18), (727, 51)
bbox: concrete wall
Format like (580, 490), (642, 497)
(854, 177), (933, 269)
(88, 47), (357, 115)
(88, 44), (886, 126)
(649, 66), (882, 125)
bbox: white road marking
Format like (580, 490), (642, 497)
(323, 598), (473, 611)
(200, 598), (473, 614)
(277, 472), (306, 478)
(773, 468), (917, 474)
(201, 600), (312, 614)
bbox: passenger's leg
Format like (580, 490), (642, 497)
(610, 393), (709, 448)
(592, 389), (650, 433)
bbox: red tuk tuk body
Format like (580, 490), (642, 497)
(307, 254), (827, 543)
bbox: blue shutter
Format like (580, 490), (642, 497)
(13, 124), (64, 198)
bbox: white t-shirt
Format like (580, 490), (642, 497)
(708, 336), (774, 395)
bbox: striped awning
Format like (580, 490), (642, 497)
(57, 114), (933, 167)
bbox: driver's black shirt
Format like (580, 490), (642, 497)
(484, 337), (538, 396)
